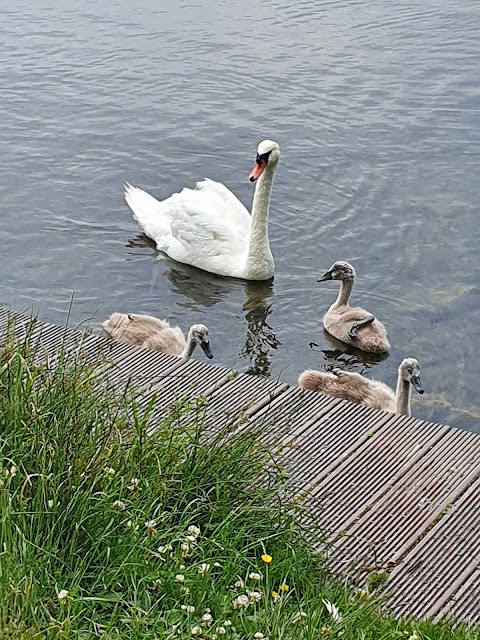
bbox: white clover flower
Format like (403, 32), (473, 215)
(104, 467), (115, 477)
(113, 500), (126, 511)
(254, 634), (265, 640)
(232, 594), (249, 609)
(127, 477), (141, 492)
(180, 564), (186, 570)
(47, 499), (54, 509)
(223, 620), (232, 627)
(57, 589), (69, 603)
(213, 562), (221, 568)
(181, 585), (190, 595)
(248, 591), (263, 603)
(191, 626), (202, 636)
(234, 579), (244, 588)
(185, 535), (197, 544)
(181, 542), (191, 553)
(322, 599), (342, 621)
(175, 574), (185, 582)
(217, 628), (226, 636)
(187, 525), (201, 537)
(181, 604), (195, 613)
(292, 611), (308, 623)
(249, 572), (262, 581)
(144, 520), (157, 536)
(198, 562), (211, 575)
(201, 612), (213, 625)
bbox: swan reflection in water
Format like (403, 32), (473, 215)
(240, 280), (280, 378)
(312, 329), (389, 376)
(126, 235), (280, 376)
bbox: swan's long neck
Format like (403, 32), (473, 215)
(245, 164), (276, 280)
(395, 375), (412, 416)
(333, 278), (354, 308)
(180, 333), (196, 360)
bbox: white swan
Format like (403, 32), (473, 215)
(102, 313), (213, 360)
(124, 140), (280, 281)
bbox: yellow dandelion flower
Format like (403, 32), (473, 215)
(261, 553), (272, 564)
(279, 583), (289, 592)
(271, 590), (280, 599)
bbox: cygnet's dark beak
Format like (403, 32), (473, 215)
(411, 375), (424, 394)
(317, 270), (333, 282)
(201, 341), (214, 359)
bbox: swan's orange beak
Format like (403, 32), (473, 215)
(249, 159), (267, 182)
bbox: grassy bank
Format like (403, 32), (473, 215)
(0, 334), (478, 639)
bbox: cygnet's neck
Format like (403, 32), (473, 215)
(245, 164), (277, 280)
(395, 375), (412, 416)
(332, 278), (354, 308)
(180, 332), (197, 359)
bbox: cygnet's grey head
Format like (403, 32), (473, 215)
(249, 139), (281, 183)
(317, 261), (356, 283)
(188, 324), (213, 359)
(399, 357), (424, 394)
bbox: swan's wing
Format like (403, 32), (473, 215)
(125, 179), (251, 259)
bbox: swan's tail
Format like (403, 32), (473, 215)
(124, 183), (172, 242)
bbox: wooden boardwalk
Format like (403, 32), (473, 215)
(1, 307), (479, 625)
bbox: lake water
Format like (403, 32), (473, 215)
(2, 0), (479, 431)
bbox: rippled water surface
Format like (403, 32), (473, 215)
(2, 0), (480, 430)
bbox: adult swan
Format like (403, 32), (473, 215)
(124, 140), (280, 281)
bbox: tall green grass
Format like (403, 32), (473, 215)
(0, 334), (478, 639)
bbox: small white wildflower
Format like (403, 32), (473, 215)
(223, 620), (232, 627)
(234, 579), (244, 588)
(175, 574), (185, 582)
(144, 520), (157, 537)
(249, 572), (262, 581)
(292, 611), (308, 623)
(198, 562), (211, 575)
(47, 499), (54, 509)
(322, 598), (342, 621)
(5, 465), (17, 479)
(181, 542), (191, 553)
(181, 585), (190, 594)
(217, 628), (227, 635)
(232, 594), (249, 609)
(152, 578), (162, 591)
(187, 525), (200, 537)
(201, 612), (213, 625)
(191, 626), (202, 636)
(253, 634), (265, 640)
(185, 534), (197, 544)
(57, 589), (69, 603)
(180, 564), (186, 570)
(213, 561), (221, 568)
(248, 590), (263, 603)
(181, 604), (195, 613)
(127, 477), (141, 492)
(113, 500), (126, 510)
(104, 467), (115, 477)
